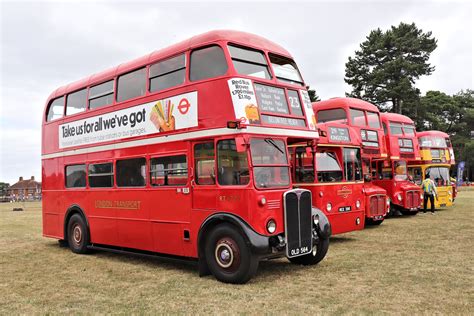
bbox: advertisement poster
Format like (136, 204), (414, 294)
(227, 78), (260, 124)
(58, 91), (198, 149)
(299, 90), (317, 131)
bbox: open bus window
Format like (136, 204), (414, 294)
(366, 111), (380, 128)
(350, 108), (366, 126)
(250, 138), (289, 188)
(269, 54), (303, 86)
(389, 123), (403, 135)
(294, 147), (314, 183)
(190, 45), (228, 82)
(150, 155), (187, 186)
(394, 160), (407, 181)
(316, 108), (347, 124)
(409, 167), (422, 185)
(217, 139), (250, 186)
(117, 68), (147, 102)
(66, 88), (87, 116)
(315, 151), (343, 183)
(228, 45), (271, 79)
(194, 142), (216, 185)
(149, 54), (186, 93)
(46, 96), (64, 122)
(343, 148), (362, 181)
(425, 166), (450, 187)
(89, 80), (114, 109)
(65, 164), (86, 188)
(116, 158), (146, 187)
(89, 163), (114, 187)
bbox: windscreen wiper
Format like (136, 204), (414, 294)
(264, 138), (284, 154)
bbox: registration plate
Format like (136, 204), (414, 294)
(288, 246), (312, 257)
(339, 206), (351, 212)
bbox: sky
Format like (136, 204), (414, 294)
(0, 0), (473, 184)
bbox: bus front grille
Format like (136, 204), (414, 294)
(369, 195), (385, 216)
(284, 189), (313, 258)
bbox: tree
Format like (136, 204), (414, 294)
(306, 86), (321, 102)
(345, 22), (437, 113)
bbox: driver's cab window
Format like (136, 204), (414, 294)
(217, 139), (250, 185)
(293, 146), (315, 183)
(194, 142), (215, 185)
(408, 167), (422, 185)
(315, 151), (343, 183)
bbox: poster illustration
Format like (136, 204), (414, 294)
(58, 91), (198, 149)
(227, 78), (260, 124)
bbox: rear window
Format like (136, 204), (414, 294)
(66, 89), (87, 116)
(117, 68), (147, 102)
(190, 45), (228, 81)
(46, 96), (64, 122)
(317, 108), (347, 124)
(149, 54), (186, 93)
(228, 45), (271, 79)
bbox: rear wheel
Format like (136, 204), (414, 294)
(205, 224), (258, 284)
(288, 237), (329, 266)
(67, 214), (90, 254)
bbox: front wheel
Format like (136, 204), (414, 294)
(288, 237), (329, 266)
(205, 224), (258, 284)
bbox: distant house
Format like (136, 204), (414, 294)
(7, 176), (41, 200)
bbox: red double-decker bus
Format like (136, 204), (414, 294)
(313, 98), (390, 226)
(41, 30), (331, 284)
(378, 113), (422, 214)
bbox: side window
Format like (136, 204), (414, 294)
(150, 155), (188, 186)
(66, 89), (87, 115)
(89, 80), (114, 109)
(65, 164), (86, 188)
(149, 54), (186, 93)
(116, 158), (146, 187)
(190, 45), (228, 82)
(294, 146), (314, 183)
(117, 68), (147, 102)
(217, 139), (250, 186)
(194, 142), (215, 185)
(315, 151), (343, 183)
(89, 163), (114, 187)
(343, 148), (362, 181)
(46, 96), (64, 122)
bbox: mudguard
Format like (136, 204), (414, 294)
(312, 207), (331, 239)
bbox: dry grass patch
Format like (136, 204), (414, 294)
(0, 192), (473, 314)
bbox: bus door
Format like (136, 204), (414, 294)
(149, 153), (192, 256)
(192, 141), (218, 212)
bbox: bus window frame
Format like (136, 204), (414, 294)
(149, 153), (189, 188)
(88, 160), (115, 189)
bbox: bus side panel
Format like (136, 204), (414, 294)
(42, 158), (63, 239)
(87, 189), (119, 247)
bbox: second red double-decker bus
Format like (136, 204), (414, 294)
(41, 30), (331, 284)
(378, 113), (422, 214)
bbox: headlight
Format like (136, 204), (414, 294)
(266, 219), (276, 234)
(397, 194), (402, 201)
(386, 198), (390, 206)
(326, 203), (332, 211)
(356, 217), (361, 225)
(313, 214), (319, 226)
(259, 197), (267, 206)
(356, 200), (361, 209)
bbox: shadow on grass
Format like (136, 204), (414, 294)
(330, 236), (356, 243)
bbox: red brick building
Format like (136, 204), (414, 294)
(7, 176), (41, 200)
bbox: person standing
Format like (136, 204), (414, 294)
(422, 174), (438, 214)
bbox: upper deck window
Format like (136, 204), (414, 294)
(46, 96), (64, 122)
(66, 88), (87, 116)
(117, 68), (146, 102)
(350, 109), (366, 126)
(89, 80), (114, 110)
(269, 54), (303, 86)
(228, 45), (271, 79)
(366, 111), (380, 128)
(190, 45), (228, 82)
(419, 136), (447, 148)
(389, 123), (403, 135)
(149, 54), (186, 93)
(403, 125), (415, 136)
(317, 108), (348, 124)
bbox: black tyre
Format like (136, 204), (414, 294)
(288, 237), (329, 266)
(204, 224), (258, 284)
(366, 218), (384, 226)
(67, 214), (90, 254)
(400, 210), (418, 216)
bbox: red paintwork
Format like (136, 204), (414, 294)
(380, 113), (421, 163)
(41, 30), (317, 258)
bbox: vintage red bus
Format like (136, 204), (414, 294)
(41, 30), (331, 284)
(408, 130), (455, 208)
(378, 113), (422, 214)
(289, 121), (388, 234)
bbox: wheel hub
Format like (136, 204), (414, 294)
(72, 224), (82, 244)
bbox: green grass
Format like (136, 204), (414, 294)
(1, 192), (473, 314)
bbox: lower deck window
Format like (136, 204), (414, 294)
(65, 164), (86, 188)
(89, 163), (114, 187)
(150, 155), (188, 186)
(117, 158), (146, 187)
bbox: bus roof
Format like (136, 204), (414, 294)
(313, 97), (379, 113)
(46, 30), (292, 102)
(417, 130), (449, 138)
(380, 113), (414, 125)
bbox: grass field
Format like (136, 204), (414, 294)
(1, 192), (473, 314)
